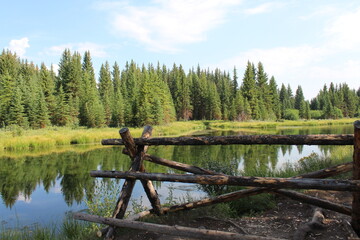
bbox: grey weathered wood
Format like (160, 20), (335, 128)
(119, 128), (137, 158)
(352, 120), (360, 236)
(102, 134), (354, 146)
(91, 171), (360, 191)
(74, 212), (285, 240)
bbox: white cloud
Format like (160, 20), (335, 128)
(98, 0), (243, 53)
(299, 5), (337, 20)
(7, 37), (30, 57)
(45, 42), (107, 57)
(325, 7), (360, 50)
(244, 2), (284, 15)
(17, 193), (31, 203)
(218, 45), (331, 78)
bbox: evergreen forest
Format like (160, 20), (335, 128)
(0, 49), (359, 129)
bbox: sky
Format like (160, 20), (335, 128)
(1, 0), (360, 99)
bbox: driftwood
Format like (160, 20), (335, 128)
(74, 212), (285, 240)
(293, 208), (326, 240)
(90, 171), (360, 191)
(352, 120), (360, 236)
(102, 134), (354, 146)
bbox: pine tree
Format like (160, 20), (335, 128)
(111, 62), (124, 127)
(36, 90), (50, 128)
(53, 85), (70, 126)
(98, 62), (113, 126)
(7, 86), (27, 127)
(241, 61), (259, 119)
(0, 50), (19, 126)
(269, 76), (281, 119)
(39, 63), (56, 124)
(294, 86), (305, 110)
(79, 51), (104, 127)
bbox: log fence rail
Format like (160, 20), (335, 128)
(74, 120), (360, 239)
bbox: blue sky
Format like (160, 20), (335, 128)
(1, 0), (360, 99)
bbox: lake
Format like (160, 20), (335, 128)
(0, 125), (354, 230)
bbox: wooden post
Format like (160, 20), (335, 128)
(137, 126), (162, 216)
(106, 126), (162, 239)
(352, 120), (360, 236)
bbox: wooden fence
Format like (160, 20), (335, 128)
(74, 121), (360, 239)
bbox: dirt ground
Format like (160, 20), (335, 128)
(116, 190), (358, 240)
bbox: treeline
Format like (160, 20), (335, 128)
(0, 49), (359, 129)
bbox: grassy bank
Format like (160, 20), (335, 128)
(0, 121), (206, 153)
(0, 119), (357, 153)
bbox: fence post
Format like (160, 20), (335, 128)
(352, 120), (360, 236)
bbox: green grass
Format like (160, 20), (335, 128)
(0, 121), (207, 154)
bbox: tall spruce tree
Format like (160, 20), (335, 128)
(98, 61), (113, 126)
(111, 62), (125, 127)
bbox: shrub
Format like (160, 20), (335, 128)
(310, 110), (322, 119)
(283, 109), (299, 120)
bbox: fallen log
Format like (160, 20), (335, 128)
(273, 189), (351, 216)
(90, 171), (360, 191)
(127, 161), (354, 221)
(102, 134), (354, 146)
(74, 212), (285, 240)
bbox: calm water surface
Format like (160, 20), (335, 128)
(0, 125), (353, 229)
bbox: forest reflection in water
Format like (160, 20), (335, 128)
(0, 124), (353, 228)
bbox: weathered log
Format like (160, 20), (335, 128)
(102, 134), (354, 146)
(295, 161), (353, 179)
(74, 212), (285, 240)
(119, 128), (137, 158)
(352, 120), (360, 237)
(144, 154), (218, 175)
(90, 171), (360, 191)
(293, 208), (326, 240)
(126, 162), (354, 221)
(273, 189), (351, 216)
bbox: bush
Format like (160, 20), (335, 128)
(283, 109), (299, 120)
(310, 110), (322, 119)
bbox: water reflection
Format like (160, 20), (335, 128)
(0, 124), (353, 228)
